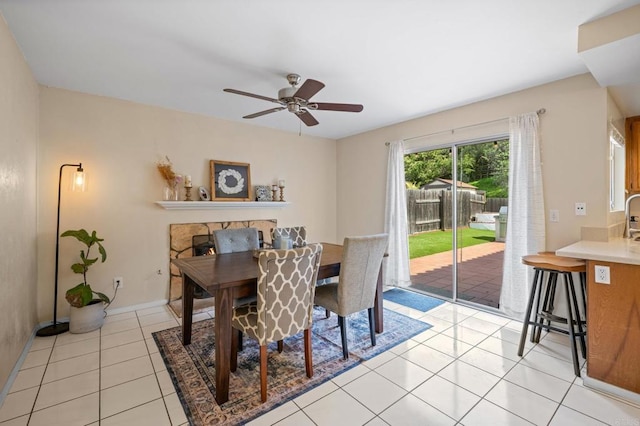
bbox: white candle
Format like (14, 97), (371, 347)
(272, 184), (278, 191)
(185, 175), (192, 186)
(278, 179), (285, 187)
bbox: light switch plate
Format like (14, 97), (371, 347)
(549, 209), (559, 222)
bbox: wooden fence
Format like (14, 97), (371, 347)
(406, 189), (508, 234)
(485, 197), (508, 213)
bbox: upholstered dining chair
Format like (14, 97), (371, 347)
(314, 233), (388, 360)
(212, 227), (261, 351)
(271, 226), (307, 248)
(230, 244), (323, 402)
(212, 227), (260, 254)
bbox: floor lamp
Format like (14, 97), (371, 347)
(36, 163), (86, 337)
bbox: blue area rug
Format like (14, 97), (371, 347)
(384, 288), (445, 312)
(153, 306), (432, 425)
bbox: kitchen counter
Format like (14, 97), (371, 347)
(556, 237), (640, 265)
(556, 237), (640, 405)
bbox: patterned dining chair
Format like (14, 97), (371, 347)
(314, 233), (388, 360)
(212, 227), (260, 253)
(230, 243), (323, 402)
(271, 226), (307, 248)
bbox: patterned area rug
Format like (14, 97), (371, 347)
(153, 307), (431, 425)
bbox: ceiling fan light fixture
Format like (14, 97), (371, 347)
(278, 86), (297, 100)
(287, 102), (301, 113)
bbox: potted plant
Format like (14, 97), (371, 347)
(62, 229), (113, 333)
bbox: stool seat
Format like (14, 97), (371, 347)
(522, 254), (586, 272)
(518, 253), (587, 377)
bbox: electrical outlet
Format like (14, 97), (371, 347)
(575, 202), (586, 216)
(549, 209), (560, 222)
(594, 265), (610, 284)
(113, 276), (123, 290)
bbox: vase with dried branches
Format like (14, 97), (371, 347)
(157, 156), (183, 200)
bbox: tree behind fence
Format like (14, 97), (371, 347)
(407, 189), (508, 234)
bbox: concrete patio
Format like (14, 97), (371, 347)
(408, 241), (505, 308)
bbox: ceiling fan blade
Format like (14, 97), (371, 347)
(310, 102), (364, 113)
(223, 88), (281, 104)
(296, 110), (319, 126)
(293, 79), (325, 101)
(243, 107), (285, 119)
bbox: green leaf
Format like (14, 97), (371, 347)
(65, 283), (93, 308)
(70, 263), (86, 274)
(97, 243), (107, 263)
(93, 291), (110, 304)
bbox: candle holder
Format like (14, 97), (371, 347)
(184, 185), (193, 201)
(271, 185), (278, 202)
(278, 184), (285, 202)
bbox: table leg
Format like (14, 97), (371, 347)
(181, 273), (194, 345)
(214, 287), (233, 405)
(374, 265), (384, 333)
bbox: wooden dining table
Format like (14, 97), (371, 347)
(172, 242), (384, 405)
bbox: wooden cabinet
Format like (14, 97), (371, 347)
(625, 115), (640, 194)
(586, 260), (640, 393)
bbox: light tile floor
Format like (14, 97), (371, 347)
(2, 301), (640, 425)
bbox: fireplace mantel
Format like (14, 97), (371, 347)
(156, 201), (290, 210)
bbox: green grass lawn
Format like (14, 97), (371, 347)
(409, 228), (495, 259)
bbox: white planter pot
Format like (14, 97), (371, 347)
(69, 301), (105, 334)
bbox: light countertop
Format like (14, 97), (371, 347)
(556, 238), (640, 265)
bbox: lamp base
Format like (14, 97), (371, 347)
(36, 322), (69, 337)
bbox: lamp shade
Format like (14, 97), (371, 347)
(71, 169), (86, 192)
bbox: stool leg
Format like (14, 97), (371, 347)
(562, 273), (581, 377)
(535, 272), (556, 342)
(518, 269), (540, 356)
(539, 273), (559, 341)
(567, 272), (587, 359)
(547, 273), (558, 314)
(531, 269), (546, 343)
(579, 271), (587, 315)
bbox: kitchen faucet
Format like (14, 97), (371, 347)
(624, 193), (640, 238)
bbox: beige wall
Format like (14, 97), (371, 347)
(37, 88), (337, 322)
(337, 74), (611, 250)
(0, 16), (39, 390)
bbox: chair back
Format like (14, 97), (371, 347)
(271, 226), (307, 248)
(256, 244), (323, 344)
(338, 234), (388, 315)
(213, 228), (260, 254)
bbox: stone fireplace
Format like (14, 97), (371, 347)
(168, 219), (277, 316)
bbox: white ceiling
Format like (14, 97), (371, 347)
(1, 0), (639, 139)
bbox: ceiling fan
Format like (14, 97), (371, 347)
(223, 73), (363, 126)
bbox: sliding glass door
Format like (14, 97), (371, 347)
(405, 138), (508, 310)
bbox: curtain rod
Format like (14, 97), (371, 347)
(385, 108), (546, 146)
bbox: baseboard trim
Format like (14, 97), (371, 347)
(105, 299), (170, 317)
(0, 327), (39, 410)
(583, 374), (640, 407)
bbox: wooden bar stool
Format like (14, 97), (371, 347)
(517, 253), (587, 376)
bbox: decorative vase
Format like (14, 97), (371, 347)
(69, 300), (105, 333)
(163, 186), (179, 201)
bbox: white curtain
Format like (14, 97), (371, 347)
(500, 112), (546, 319)
(384, 140), (411, 288)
